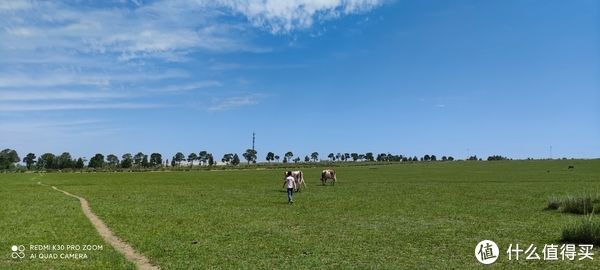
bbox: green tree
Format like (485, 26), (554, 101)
(121, 153), (133, 168)
(304, 155), (310, 162)
(487, 155), (508, 161)
(344, 153), (350, 161)
(57, 152), (73, 169)
(266, 152), (275, 163)
(134, 152), (145, 167)
(430, 155), (437, 161)
(424, 155), (431, 161)
(198, 151), (208, 166)
(284, 151), (293, 161)
(88, 153), (105, 168)
(38, 153), (56, 170)
(208, 153), (214, 166)
(22, 153), (36, 170)
(365, 152), (374, 162)
(232, 154), (240, 166)
(311, 152), (319, 162)
(293, 157), (300, 163)
(243, 149), (257, 164)
(221, 153), (233, 164)
(351, 153), (359, 162)
(106, 154), (119, 167)
(328, 153), (335, 161)
(141, 155), (149, 167)
(74, 158), (85, 169)
(0, 149), (20, 170)
(150, 153), (162, 167)
(187, 153), (198, 167)
(174, 152), (185, 166)
(274, 155), (280, 162)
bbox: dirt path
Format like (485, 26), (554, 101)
(38, 182), (159, 270)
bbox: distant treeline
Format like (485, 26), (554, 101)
(0, 148), (526, 172)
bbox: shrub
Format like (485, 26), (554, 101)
(562, 215), (600, 245)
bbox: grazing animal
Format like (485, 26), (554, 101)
(284, 171), (306, 192)
(568, 165), (575, 169)
(321, 169), (337, 186)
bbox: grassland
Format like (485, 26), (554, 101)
(1, 160), (600, 269)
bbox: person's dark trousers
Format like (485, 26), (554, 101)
(287, 188), (294, 203)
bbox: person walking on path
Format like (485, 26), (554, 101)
(283, 171), (297, 204)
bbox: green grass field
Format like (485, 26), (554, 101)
(2, 160), (600, 269)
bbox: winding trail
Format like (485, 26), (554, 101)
(38, 182), (159, 270)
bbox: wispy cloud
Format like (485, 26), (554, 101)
(0, 118), (118, 151)
(208, 62), (309, 71)
(0, 70), (188, 88)
(0, 102), (163, 112)
(0, 119), (104, 130)
(0, 90), (132, 101)
(0, 1), (383, 63)
(213, 0), (385, 33)
(208, 94), (262, 111)
(158, 81), (223, 92)
(0, 1), (264, 63)
(0, 0), (382, 114)
(0, 0), (31, 11)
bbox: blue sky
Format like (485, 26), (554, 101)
(0, 0), (598, 161)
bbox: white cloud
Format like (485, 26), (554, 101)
(0, 1), (383, 62)
(0, 102), (162, 112)
(213, 0), (385, 33)
(0, 70), (188, 88)
(208, 94), (262, 111)
(159, 81), (223, 92)
(0, 0), (381, 113)
(0, 1), (262, 62)
(0, 90), (131, 101)
(0, 0), (31, 11)
(0, 119), (104, 130)
(130, 0), (143, 7)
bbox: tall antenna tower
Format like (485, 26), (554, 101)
(252, 132), (255, 151)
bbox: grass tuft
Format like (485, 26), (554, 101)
(562, 215), (600, 245)
(560, 194), (600, 215)
(546, 195), (561, 210)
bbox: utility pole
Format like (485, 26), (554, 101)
(252, 132), (255, 151)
